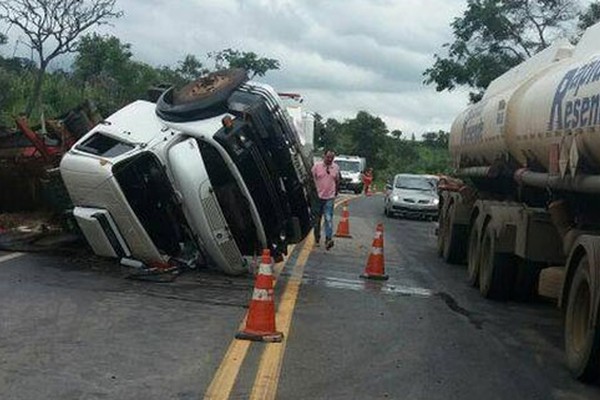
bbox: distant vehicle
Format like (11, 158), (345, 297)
(60, 69), (318, 275)
(334, 155), (366, 194)
(384, 174), (439, 220)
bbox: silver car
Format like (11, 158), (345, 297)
(384, 174), (439, 220)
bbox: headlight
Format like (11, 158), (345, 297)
(433, 198), (439, 205)
(392, 195), (400, 202)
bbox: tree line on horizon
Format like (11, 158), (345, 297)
(313, 111), (451, 181)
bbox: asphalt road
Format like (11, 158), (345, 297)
(1, 194), (600, 399)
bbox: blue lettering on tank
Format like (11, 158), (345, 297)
(581, 97), (590, 126)
(564, 101), (573, 129)
(548, 57), (600, 132)
(548, 68), (577, 131)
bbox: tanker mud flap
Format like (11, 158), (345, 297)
(441, 192), (470, 264)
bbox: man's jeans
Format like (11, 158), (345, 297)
(314, 198), (335, 242)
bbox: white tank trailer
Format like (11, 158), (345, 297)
(438, 22), (600, 382)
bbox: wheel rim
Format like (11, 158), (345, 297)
(569, 277), (591, 355)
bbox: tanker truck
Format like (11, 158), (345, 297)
(437, 22), (600, 382)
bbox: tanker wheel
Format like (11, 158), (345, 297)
(442, 203), (467, 264)
(478, 226), (516, 300)
(466, 223), (481, 287)
(565, 255), (600, 382)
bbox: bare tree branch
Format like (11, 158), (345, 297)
(0, 0), (122, 116)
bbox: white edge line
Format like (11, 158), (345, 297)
(0, 252), (25, 264)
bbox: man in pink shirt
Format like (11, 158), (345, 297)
(311, 149), (340, 250)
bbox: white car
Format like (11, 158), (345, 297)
(384, 174), (439, 220)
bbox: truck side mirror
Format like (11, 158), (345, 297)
(385, 183), (392, 190)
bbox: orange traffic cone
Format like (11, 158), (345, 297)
(236, 249), (283, 342)
(334, 200), (352, 238)
(360, 223), (389, 280)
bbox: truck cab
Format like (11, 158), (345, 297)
(60, 70), (317, 274)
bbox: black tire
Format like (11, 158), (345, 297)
(478, 226), (516, 300)
(442, 203), (468, 264)
(156, 68), (248, 122)
(384, 206), (389, 217)
(467, 223), (480, 287)
(565, 255), (600, 382)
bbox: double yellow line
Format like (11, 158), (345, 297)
(204, 196), (350, 400)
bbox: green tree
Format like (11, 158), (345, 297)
(578, 1), (600, 32)
(74, 33), (132, 84)
(74, 34), (177, 115)
(343, 111), (388, 172)
(424, 0), (577, 102)
(176, 54), (209, 81)
(208, 48), (280, 78)
(422, 130), (449, 148)
(0, 0), (122, 117)
(74, 33), (136, 113)
(324, 118), (344, 151)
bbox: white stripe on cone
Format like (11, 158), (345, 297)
(370, 247), (383, 255)
(252, 288), (273, 301)
(258, 264), (273, 275)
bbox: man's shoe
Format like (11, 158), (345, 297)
(326, 239), (334, 250)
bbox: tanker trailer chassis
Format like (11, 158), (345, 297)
(438, 21), (600, 381)
(438, 173), (600, 382)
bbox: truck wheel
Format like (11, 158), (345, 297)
(565, 255), (600, 382)
(467, 224), (480, 287)
(478, 227), (516, 300)
(156, 68), (248, 122)
(442, 203), (467, 264)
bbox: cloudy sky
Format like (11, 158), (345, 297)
(7, 0), (472, 136)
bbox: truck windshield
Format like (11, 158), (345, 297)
(336, 160), (361, 173)
(395, 177), (435, 191)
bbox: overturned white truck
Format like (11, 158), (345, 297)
(60, 69), (318, 275)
